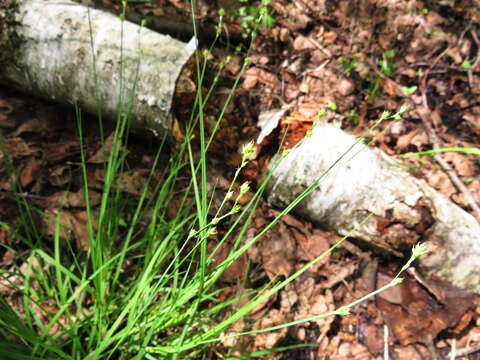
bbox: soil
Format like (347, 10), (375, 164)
(1, 0), (480, 359)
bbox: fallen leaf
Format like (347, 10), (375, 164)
(0, 99), (16, 129)
(443, 151), (477, 177)
(376, 277), (476, 346)
(47, 165), (72, 187)
(295, 230), (330, 272)
(256, 107), (290, 145)
(19, 157), (44, 188)
(88, 132), (123, 163)
(362, 325), (384, 355)
(41, 209), (94, 250)
(115, 170), (149, 196)
(43, 140), (80, 162)
(242, 67), (278, 90)
(4, 137), (38, 159)
(208, 241), (247, 283)
(45, 189), (102, 208)
(11, 106), (62, 137)
(259, 222), (296, 279)
(425, 169), (456, 198)
(293, 35), (316, 51)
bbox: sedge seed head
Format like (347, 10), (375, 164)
(239, 181), (250, 194)
(411, 242), (428, 259)
(207, 227), (217, 237)
(241, 141), (255, 161)
(225, 191), (234, 201)
(230, 204), (241, 214)
(336, 306), (350, 317)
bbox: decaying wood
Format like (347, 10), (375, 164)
(0, 0), (196, 136)
(266, 121), (480, 292)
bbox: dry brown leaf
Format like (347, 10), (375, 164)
(362, 325), (384, 355)
(115, 170), (149, 196)
(88, 132), (122, 163)
(409, 129), (430, 150)
(45, 189), (102, 208)
(376, 277), (476, 346)
(376, 272), (402, 304)
(208, 241), (247, 283)
(336, 78), (355, 97)
(293, 35), (316, 51)
(19, 157), (44, 188)
(43, 140), (80, 163)
(336, 341), (370, 360)
(171, 117), (184, 145)
(41, 209), (94, 250)
(322, 31), (337, 44)
(242, 68), (260, 89)
(47, 165), (72, 187)
(252, 309), (288, 349)
(320, 262), (358, 289)
(395, 129), (417, 151)
(393, 344), (429, 360)
(260, 222), (296, 279)
(224, 55), (242, 75)
(383, 78), (398, 97)
(443, 151), (477, 177)
(4, 137), (38, 159)
(242, 67), (278, 90)
(296, 103), (322, 119)
(12, 117), (50, 137)
(295, 230), (330, 272)
(280, 213), (305, 230)
(425, 169), (456, 198)
(0, 99), (16, 129)
(86, 167), (106, 190)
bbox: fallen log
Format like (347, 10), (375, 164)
(0, 0), (196, 137)
(266, 120), (480, 292)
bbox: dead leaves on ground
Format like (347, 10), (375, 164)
(2, 0), (480, 356)
(219, 206), (354, 356)
(0, 91), (155, 251)
(376, 275), (477, 347)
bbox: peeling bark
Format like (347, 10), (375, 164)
(267, 121), (480, 292)
(0, 0), (196, 136)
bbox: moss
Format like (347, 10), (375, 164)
(0, 0), (21, 65)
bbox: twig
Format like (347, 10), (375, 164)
(427, 333), (439, 360)
(305, 36), (332, 58)
(366, 56), (480, 222)
(418, 53), (480, 221)
(407, 267), (446, 305)
(469, 30), (480, 87)
(446, 344), (480, 359)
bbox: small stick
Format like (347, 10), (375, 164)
(419, 52), (480, 221)
(366, 57), (480, 222)
(469, 30), (480, 87)
(447, 344), (480, 359)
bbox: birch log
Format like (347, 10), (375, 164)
(266, 121), (480, 292)
(0, 0), (196, 136)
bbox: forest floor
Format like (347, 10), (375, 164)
(1, 0), (480, 359)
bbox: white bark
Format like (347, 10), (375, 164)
(0, 0), (196, 136)
(267, 121), (480, 292)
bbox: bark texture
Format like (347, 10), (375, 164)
(267, 121), (480, 292)
(0, 0), (196, 136)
